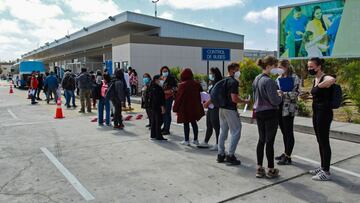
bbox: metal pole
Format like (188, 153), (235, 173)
(207, 60), (210, 88)
(222, 61), (225, 76)
(152, 0), (159, 17)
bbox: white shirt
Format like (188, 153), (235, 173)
(124, 72), (130, 88)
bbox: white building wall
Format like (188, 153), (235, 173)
(112, 43), (131, 71)
(129, 43), (243, 79)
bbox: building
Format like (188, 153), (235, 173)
(244, 49), (277, 60)
(21, 11), (244, 78)
(0, 62), (14, 79)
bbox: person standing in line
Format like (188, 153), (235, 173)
(44, 71), (59, 104)
(130, 70), (139, 96)
(76, 68), (92, 113)
(308, 57), (335, 181)
(275, 59), (301, 165)
(62, 71), (77, 108)
(149, 75), (167, 141)
(30, 72), (39, 105)
(123, 68), (132, 110)
(98, 73), (111, 126)
(159, 66), (178, 135)
(253, 56), (282, 179)
(36, 71), (44, 101)
(108, 69), (127, 129)
(43, 72), (52, 100)
(198, 67), (223, 150)
(217, 63), (249, 166)
(141, 73), (152, 128)
(173, 68), (205, 146)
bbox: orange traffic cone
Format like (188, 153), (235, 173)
(9, 81), (14, 94)
(55, 98), (65, 119)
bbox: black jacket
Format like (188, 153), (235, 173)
(62, 75), (76, 90)
(150, 83), (165, 111)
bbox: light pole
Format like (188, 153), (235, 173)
(152, 0), (159, 17)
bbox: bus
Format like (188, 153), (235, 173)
(12, 61), (46, 88)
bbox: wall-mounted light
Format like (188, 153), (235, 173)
(45, 42), (50, 46)
(66, 35), (70, 39)
(55, 40), (59, 43)
(83, 27), (88, 31)
(108, 16), (115, 21)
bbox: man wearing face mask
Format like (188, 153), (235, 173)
(159, 66), (178, 135)
(217, 63), (250, 166)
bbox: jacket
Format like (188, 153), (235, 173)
(61, 74), (76, 90)
(162, 74), (178, 99)
(109, 79), (126, 103)
(76, 72), (92, 90)
(141, 85), (151, 109)
(44, 75), (59, 90)
(150, 83), (165, 111)
(173, 68), (205, 123)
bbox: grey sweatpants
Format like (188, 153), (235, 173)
(218, 108), (242, 156)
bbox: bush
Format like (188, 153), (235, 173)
(297, 100), (311, 117)
(170, 67), (181, 81)
(343, 107), (353, 123)
(239, 58), (262, 97)
(338, 61), (360, 112)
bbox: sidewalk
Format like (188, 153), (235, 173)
(130, 96), (360, 143)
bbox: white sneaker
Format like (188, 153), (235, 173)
(309, 167), (323, 175)
(312, 170), (331, 181)
(210, 144), (218, 151)
(180, 141), (190, 146)
(197, 142), (209, 148)
(192, 140), (200, 146)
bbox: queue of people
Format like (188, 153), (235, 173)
(26, 56), (336, 182)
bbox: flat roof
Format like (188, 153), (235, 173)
(22, 11), (244, 59)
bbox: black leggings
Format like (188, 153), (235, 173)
(256, 110), (279, 168)
(184, 121), (198, 142)
(313, 107), (333, 172)
(151, 110), (164, 139)
(279, 115), (295, 156)
(113, 100), (123, 127)
(204, 108), (220, 144)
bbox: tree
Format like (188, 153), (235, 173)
(0, 67), (3, 75)
(338, 61), (360, 112)
(239, 58), (262, 97)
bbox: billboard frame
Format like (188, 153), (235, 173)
(277, 0), (354, 60)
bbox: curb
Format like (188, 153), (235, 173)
(130, 98), (360, 143)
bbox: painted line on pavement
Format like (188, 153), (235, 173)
(40, 147), (95, 201)
(293, 155), (360, 178)
(171, 122), (205, 132)
(7, 109), (19, 120)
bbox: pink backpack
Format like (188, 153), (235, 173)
(101, 81), (108, 98)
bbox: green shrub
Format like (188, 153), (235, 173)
(297, 100), (311, 117)
(338, 61), (360, 112)
(343, 107), (353, 123)
(239, 58), (262, 97)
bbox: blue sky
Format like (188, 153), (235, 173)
(0, 0), (312, 61)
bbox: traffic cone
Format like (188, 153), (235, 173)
(9, 81), (14, 94)
(55, 98), (65, 119)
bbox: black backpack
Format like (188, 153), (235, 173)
(210, 78), (229, 108)
(331, 83), (343, 109)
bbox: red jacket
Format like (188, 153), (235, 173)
(31, 76), (38, 89)
(173, 68), (204, 123)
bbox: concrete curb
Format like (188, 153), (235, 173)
(131, 98), (360, 143)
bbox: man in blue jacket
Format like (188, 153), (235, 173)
(44, 71), (59, 104)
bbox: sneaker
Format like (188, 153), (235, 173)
(66, 105), (71, 109)
(192, 140), (200, 146)
(98, 123), (104, 126)
(266, 168), (280, 179)
(145, 124), (151, 128)
(31, 102), (38, 105)
(312, 170), (331, 181)
(72, 105), (77, 108)
(309, 167), (323, 175)
(78, 110), (85, 113)
(180, 141), (190, 146)
(217, 154), (226, 163)
(277, 156), (292, 165)
(210, 144), (218, 151)
(256, 167), (266, 178)
(156, 137), (168, 141)
(226, 155), (241, 166)
(197, 142), (210, 148)
(161, 131), (171, 135)
(114, 125), (124, 130)
(275, 153), (285, 161)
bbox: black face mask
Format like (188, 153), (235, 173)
(308, 69), (317, 76)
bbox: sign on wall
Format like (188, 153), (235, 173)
(202, 48), (231, 61)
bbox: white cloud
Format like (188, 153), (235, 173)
(0, 19), (22, 34)
(64, 0), (121, 23)
(31, 19), (78, 44)
(159, 11), (174, 20)
(244, 6), (277, 23)
(134, 9), (142, 14)
(266, 28), (277, 35)
(159, 0), (245, 10)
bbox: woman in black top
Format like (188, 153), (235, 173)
(308, 57), (336, 181)
(150, 75), (167, 141)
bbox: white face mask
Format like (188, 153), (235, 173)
(234, 71), (241, 80)
(270, 68), (285, 75)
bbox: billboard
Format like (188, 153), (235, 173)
(278, 0), (360, 59)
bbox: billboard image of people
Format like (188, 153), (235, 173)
(279, 0), (360, 59)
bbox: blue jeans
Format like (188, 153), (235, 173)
(162, 98), (173, 132)
(64, 90), (76, 107)
(98, 97), (111, 125)
(31, 89), (37, 104)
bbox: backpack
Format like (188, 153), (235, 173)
(331, 83), (342, 109)
(210, 78), (229, 108)
(101, 81), (108, 98)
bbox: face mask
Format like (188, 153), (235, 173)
(234, 71), (241, 80)
(208, 74), (215, 81)
(162, 72), (169, 77)
(159, 80), (165, 87)
(143, 77), (150, 85)
(270, 68), (284, 75)
(308, 69), (317, 76)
